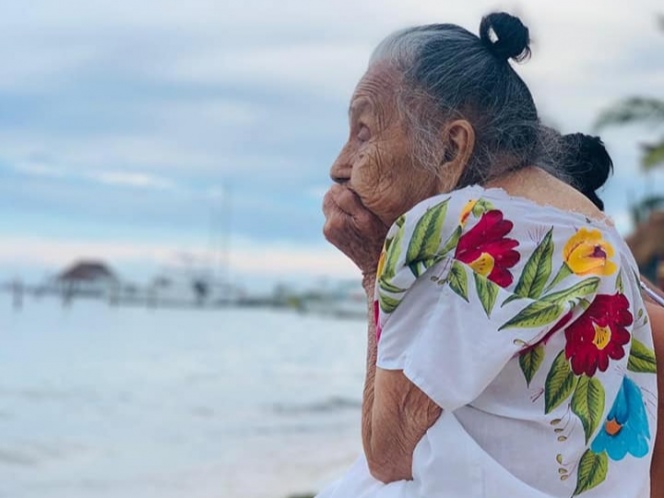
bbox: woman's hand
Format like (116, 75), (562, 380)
(323, 184), (389, 278)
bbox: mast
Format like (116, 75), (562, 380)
(218, 182), (232, 286)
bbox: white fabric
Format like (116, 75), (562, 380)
(316, 186), (657, 498)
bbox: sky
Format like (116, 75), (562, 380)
(0, 0), (662, 290)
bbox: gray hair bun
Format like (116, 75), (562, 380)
(479, 12), (531, 63)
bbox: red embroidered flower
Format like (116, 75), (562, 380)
(455, 210), (520, 287)
(374, 300), (382, 342)
(564, 293), (633, 376)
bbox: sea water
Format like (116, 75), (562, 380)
(0, 298), (366, 498)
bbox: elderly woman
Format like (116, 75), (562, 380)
(320, 12), (657, 498)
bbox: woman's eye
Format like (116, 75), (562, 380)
(357, 125), (370, 142)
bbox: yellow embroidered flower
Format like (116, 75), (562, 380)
(376, 248), (387, 279)
(563, 228), (617, 276)
(468, 252), (495, 278)
(459, 199), (478, 226)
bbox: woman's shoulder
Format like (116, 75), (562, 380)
(384, 184), (637, 297)
(406, 184), (621, 245)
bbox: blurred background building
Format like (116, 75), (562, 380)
(0, 2), (661, 498)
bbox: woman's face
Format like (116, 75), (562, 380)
(328, 63), (441, 227)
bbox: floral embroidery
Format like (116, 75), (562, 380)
(455, 210), (520, 287)
(537, 311), (574, 349)
(372, 190), (655, 497)
(590, 377), (650, 460)
(564, 293), (633, 377)
(374, 300), (382, 342)
(563, 228), (617, 277)
(572, 377), (652, 495)
(376, 248), (387, 280)
(459, 199), (478, 226)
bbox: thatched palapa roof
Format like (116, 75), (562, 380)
(57, 260), (118, 282)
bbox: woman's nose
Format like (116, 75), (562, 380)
(329, 153), (351, 184)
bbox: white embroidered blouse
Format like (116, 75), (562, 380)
(316, 185), (657, 498)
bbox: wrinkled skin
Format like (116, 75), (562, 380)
(321, 62), (474, 483)
(321, 61), (664, 493)
(322, 63), (443, 277)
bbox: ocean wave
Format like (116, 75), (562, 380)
(0, 386), (99, 403)
(273, 396), (361, 415)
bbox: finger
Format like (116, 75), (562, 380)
(334, 188), (388, 231)
(324, 187), (369, 228)
(333, 187), (366, 216)
(322, 188), (347, 218)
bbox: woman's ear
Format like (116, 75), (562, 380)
(437, 120), (475, 191)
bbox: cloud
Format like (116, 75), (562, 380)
(89, 171), (177, 190)
(0, 236), (175, 269)
(164, 42), (369, 99)
(10, 160), (180, 192)
(13, 162), (67, 178)
(0, 0), (662, 277)
(0, 235), (357, 283)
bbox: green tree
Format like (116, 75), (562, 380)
(595, 97), (664, 171)
(594, 17), (664, 171)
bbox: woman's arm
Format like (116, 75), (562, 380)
(322, 187), (441, 483)
(626, 212), (664, 270)
(647, 300), (664, 498)
(642, 276), (664, 303)
(361, 276), (442, 483)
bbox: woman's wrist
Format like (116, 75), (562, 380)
(362, 272), (376, 297)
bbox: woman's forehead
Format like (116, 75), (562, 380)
(350, 65), (401, 115)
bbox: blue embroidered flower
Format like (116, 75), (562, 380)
(590, 376), (650, 460)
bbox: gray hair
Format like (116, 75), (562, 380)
(536, 126), (574, 185)
(369, 15), (541, 187)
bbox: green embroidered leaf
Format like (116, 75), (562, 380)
(499, 300), (564, 330)
(501, 269), (598, 332)
(571, 376), (605, 443)
(382, 221), (405, 280)
(447, 261), (469, 302)
(501, 293), (521, 307)
(474, 272), (498, 317)
(378, 293), (401, 314)
(615, 270), (624, 293)
(378, 278), (406, 295)
(513, 227), (554, 300)
(631, 267), (641, 292)
(440, 225), (462, 256)
(406, 199), (450, 276)
(578, 298), (591, 310)
(545, 350), (578, 414)
(519, 344), (545, 386)
(627, 338), (657, 373)
(545, 263), (573, 293)
(542, 277), (601, 305)
(407, 254), (453, 280)
(471, 198), (494, 217)
(573, 450), (608, 496)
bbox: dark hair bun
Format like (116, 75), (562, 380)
(480, 12), (531, 63)
(561, 133), (613, 190)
